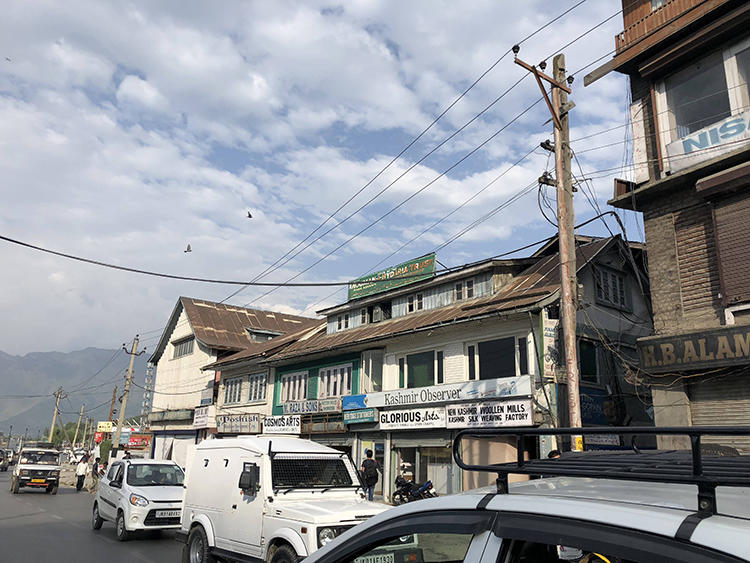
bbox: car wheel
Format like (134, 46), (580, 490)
(392, 492), (405, 505)
(270, 544), (299, 563)
(184, 525), (215, 563)
(11, 478), (19, 494)
(92, 503), (104, 530)
(115, 511), (130, 541)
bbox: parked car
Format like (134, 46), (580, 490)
(178, 435), (387, 563)
(0, 450), (8, 471)
(305, 427), (750, 563)
(92, 458), (184, 541)
(10, 447), (61, 494)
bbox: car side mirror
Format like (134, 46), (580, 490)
(238, 464), (259, 494)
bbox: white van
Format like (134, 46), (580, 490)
(179, 436), (388, 563)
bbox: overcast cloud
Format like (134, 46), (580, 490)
(0, 0), (640, 355)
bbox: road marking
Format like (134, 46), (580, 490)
(49, 513), (63, 520)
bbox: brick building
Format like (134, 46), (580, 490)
(587, 0), (750, 451)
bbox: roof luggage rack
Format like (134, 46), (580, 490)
(452, 426), (750, 515)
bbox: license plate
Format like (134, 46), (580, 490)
(354, 554), (395, 563)
(31, 478), (46, 483)
(156, 510), (181, 518)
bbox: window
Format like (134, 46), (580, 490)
(579, 340), (600, 384)
(408, 294), (424, 313)
(398, 357), (405, 388)
(337, 316), (343, 330)
(651, 0), (667, 10)
(468, 336), (526, 381)
(344, 314), (350, 329)
(280, 371), (308, 402)
(224, 377), (243, 404)
(466, 279), (474, 298)
(595, 267), (627, 309)
(455, 282), (463, 301)
(407, 295), (414, 313)
(437, 351), (444, 384)
(172, 337), (194, 359)
(398, 351), (443, 389)
(353, 532), (474, 563)
(416, 293), (423, 310)
(518, 337), (528, 375)
(318, 364), (352, 398)
(467, 345), (476, 380)
(248, 373), (267, 402)
(360, 309), (367, 324)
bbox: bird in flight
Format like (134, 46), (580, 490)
(247, 211), (253, 219)
(184, 244), (192, 253)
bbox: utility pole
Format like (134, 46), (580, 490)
(81, 417), (89, 449)
(514, 48), (582, 450)
(108, 386), (118, 423)
(113, 335), (143, 457)
(72, 403), (85, 447)
(48, 388), (63, 443)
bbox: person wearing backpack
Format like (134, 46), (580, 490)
(360, 449), (380, 501)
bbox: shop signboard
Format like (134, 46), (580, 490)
(97, 421), (113, 433)
(542, 308), (560, 378)
(348, 254), (436, 300)
(342, 376), (531, 411)
(118, 428), (135, 445)
(283, 400), (319, 415)
(94, 432), (103, 444)
(319, 398), (341, 413)
(343, 408), (378, 424)
(217, 414), (260, 434)
(379, 406), (446, 430)
(446, 399), (532, 428)
(263, 415), (301, 434)
(127, 434), (152, 448)
(200, 387), (213, 406)
(193, 406), (210, 428)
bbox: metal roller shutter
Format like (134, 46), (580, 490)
(688, 371), (750, 453)
(713, 192), (750, 306)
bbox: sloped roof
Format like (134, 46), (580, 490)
(148, 297), (319, 364)
(261, 238), (614, 364)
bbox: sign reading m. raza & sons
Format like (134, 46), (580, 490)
(638, 325), (750, 374)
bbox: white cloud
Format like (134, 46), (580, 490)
(116, 75), (169, 111)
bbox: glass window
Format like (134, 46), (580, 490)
(280, 372), (308, 402)
(736, 46), (750, 109)
(344, 314), (350, 329)
(398, 357), (405, 388)
(407, 351), (434, 388)
(352, 532), (475, 563)
(665, 52), (730, 137)
(318, 364), (352, 398)
(518, 337), (528, 375)
(455, 282), (463, 301)
(478, 337), (516, 380)
(467, 345), (476, 380)
(126, 464), (184, 487)
(595, 267), (627, 309)
(337, 316), (342, 330)
(173, 337), (194, 359)
(407, 295), (415, 313)
(106, 464), (119, 481)
(466, 279), (474, 298)
(271, 456), (354, 489)
(361, 309), (367, 324)
(436, 351), (444, 384)
(248, 373), (267, 402)
(224, 377), (243, 404)
(416, 293), (424, 310)
(580, 340), (599, 384)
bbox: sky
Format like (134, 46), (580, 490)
(0, 0), (642, 356)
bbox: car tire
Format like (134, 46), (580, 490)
(270, 544), (299, 563)
(92, 503), (104, 530)
(392, 492), (405, 505)
(184, 525), (215, 563)
(11, 479), (19, 494)
(115, 511), (130, 541)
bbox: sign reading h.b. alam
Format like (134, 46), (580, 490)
(638, 325), (750, 374)
(348, 253), (436, 300)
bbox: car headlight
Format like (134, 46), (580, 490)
(318, 527), (337, 546)
(20, 469), (28, 476)
(50, 470), (60, 477)
(129, 494), (149, 507)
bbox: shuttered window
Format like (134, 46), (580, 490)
(713, 192), (750, 305)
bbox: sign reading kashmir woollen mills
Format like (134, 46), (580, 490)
(348, 253), (436, 300)
(638, 325), (750, 374)
(446, 399), (532, 428)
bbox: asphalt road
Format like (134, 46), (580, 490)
(0, 469), (181, 563)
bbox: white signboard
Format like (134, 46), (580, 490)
(283, 400), (319, 415)
(543, 309), (560, 379)
(446, 399), (532, 429)
(216, 414), (260, 434)
(379, 406), (446, 430)
(666, 110), (750, 173)
(351, 375), (531, 411)
(193, 406), (210, 429)
(263, 415), (301, 434)
(319, 398), (341, 413)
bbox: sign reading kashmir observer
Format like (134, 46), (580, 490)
(638, 325), (750, 374)
(446, 399), (532, 428)
(348, 254), (436, 300)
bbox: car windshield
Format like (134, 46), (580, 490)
(271, 455), (355, 489)
(126, 464), (184, 486)
(20, 451), (59, 465)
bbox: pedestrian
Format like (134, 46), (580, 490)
(75, 456), (90, 491)
(88, 457), (101, 493)
(360, 449), (380, 502)
(124, 451), (132, 460)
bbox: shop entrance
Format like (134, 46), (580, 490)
(392, 444), (455, 495)
(359, 439), (385, 498)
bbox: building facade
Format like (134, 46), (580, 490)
(589, 0), (750, 451)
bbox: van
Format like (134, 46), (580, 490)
(178, 436), (388, 563)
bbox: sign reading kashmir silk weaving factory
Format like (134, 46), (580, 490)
(445, 399), (532, 428)
(638, 325), (750, 374)
(347, 253), (436, 300)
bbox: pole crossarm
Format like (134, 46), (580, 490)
(514, 57), (570, 131)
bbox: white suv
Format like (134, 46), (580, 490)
(92, 458), (184, 541)
(305, 427), (750, 563)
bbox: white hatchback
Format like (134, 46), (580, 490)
(92, 458), (184, 541)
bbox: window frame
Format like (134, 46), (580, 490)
(594, 265), (629, 311)
(455, 282), (464, 301)
(466, 335), (529, 381)
(280, 371), (308, 403)
(317, 363), (353, 399)
(247, 372), (267, 403)
(396, 350), (444, 389)
(578, 339), (602, 386)
(224, 376), (244, 405)
(466, 279), (474, 298)
(172, 336), (195, 359)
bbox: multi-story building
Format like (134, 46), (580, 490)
(588, 0), (750, 451)
(210, 238), (652, 500)
(146, 297), (318, 466)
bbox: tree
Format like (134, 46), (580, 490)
(99, 439), (112, 462)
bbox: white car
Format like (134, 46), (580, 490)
(10, 447), (61, 494)
(92, 458), (184, 541)
(305, 427), (750, 563)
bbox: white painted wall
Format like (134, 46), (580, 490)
(216, 365), (275, 417)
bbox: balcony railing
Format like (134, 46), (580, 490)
(615, 0), (705, 54)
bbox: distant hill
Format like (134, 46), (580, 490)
(0, 347), (149, 437)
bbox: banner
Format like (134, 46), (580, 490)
(348, 254), (436, 300)
(127, 434), (152, 448)
(445, 399), (532, 429)
(379, 406), (446, 430)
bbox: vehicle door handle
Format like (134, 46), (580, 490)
(232, 504), (237, 510)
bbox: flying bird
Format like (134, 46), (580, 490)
(247, 211), (253, 219)
(4, 57), (10, 62)
(184, 244), (192, 253)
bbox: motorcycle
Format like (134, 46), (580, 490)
(391, 474), (438, 505)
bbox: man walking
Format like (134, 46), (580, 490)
(88, 457), (101, 493)
(75, 456), (89, 492)
(360, 449), (380, 502)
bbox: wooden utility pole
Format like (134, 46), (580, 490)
(108, 386), (118, 423)
(113, 335), (141, 456)
(81, 417), (89, 449)
(72, 403), (85, 447)
(514, 49), (582, 450)
(48, 388), (63, 442)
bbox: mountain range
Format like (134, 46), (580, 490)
(0, 347), (149, 438)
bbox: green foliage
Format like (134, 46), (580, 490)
(99, 439), (112, 462)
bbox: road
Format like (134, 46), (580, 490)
(0, 469), (181, 562)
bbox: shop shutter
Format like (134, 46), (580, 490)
(713, 192), (750, 305)
(688, 371), (750, 453)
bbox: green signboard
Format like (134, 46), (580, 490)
(343, 408), (378, 424)
(348, 254), (436, 300)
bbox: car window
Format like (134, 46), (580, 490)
(126, 464), (184, 486)
(351, 532), (475, 563)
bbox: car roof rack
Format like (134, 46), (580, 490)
(452, 426), (750, 515)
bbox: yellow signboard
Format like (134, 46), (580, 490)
(97, 421), (113, 433)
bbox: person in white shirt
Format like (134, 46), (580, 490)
(75, 457), (89, 492)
